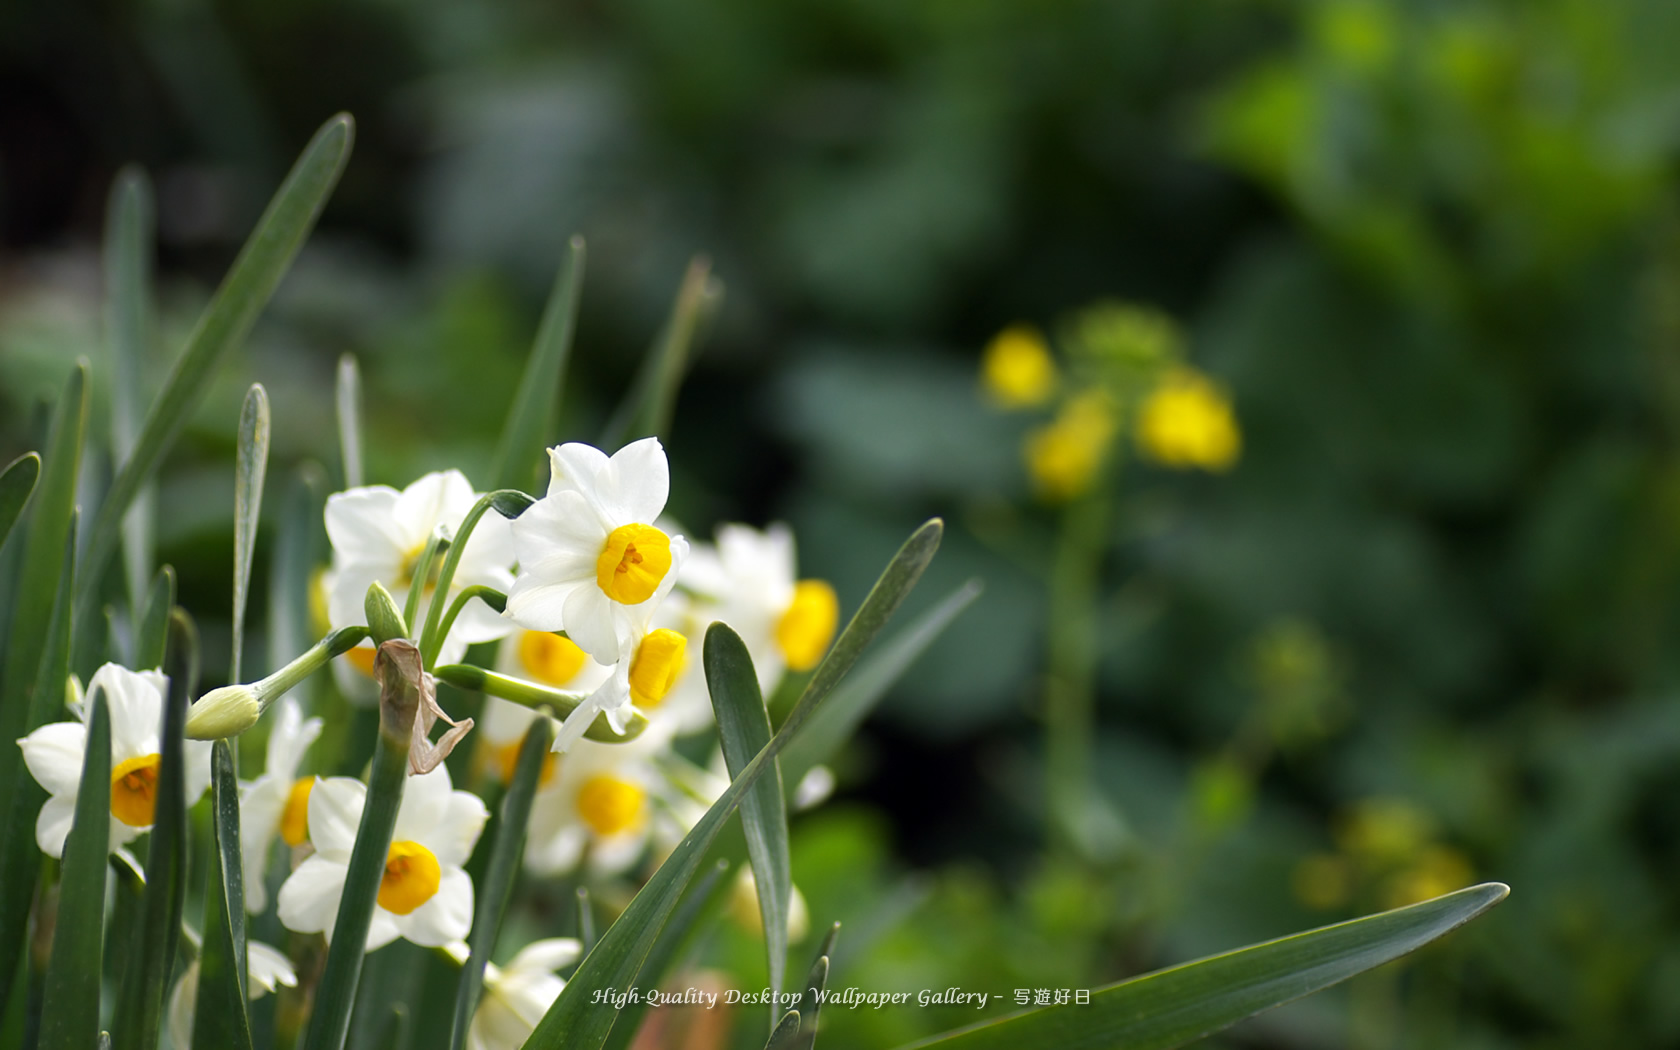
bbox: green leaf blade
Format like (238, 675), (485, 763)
(781, 579), (981, 787)
(600, 256), (722, 448)
(900, 883), (1510, 1050)
(106, 167), (156, 616)
(38, 681), (112, 1050)
(112, 609), (197, 1050)
(449, 716), (553, 1050)
(193, 740), (254, 1050)
(79, 114), (354, 618)
(0, 452), (39, 553)
(232, 384), (272, 684)
(706, 624), (791, 1031)
(0, 364), (87, 1004)
(302, 643), (420, 1050)
(136, 567), (177, 672)
(490, 236), (586, 491)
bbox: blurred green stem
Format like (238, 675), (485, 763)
(1046, 486), (1109, 858)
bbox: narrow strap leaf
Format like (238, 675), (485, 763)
(520, 519), (942, 1050)
(301, 641), (422, 1050)
(136, 566), (177, 672)
(599, 256), (721, 447)
(231, 384), (272, 685)
(597, 860), (734, 1050)
(193, 740), (254, 1050)
(78, 115), (354, 620)
(0, 365), (85, 1003)
(105, 167), (156, 616)
(765, 1011), (801, 1050)
(112, 609), (197, 1050)
(449, 716), (552, 1050)
(780, 580), (981, 788)
(785, 923), (838, 1050)
(38, 682), (111, 1050)
(706, 625), (791, 1034)
(268, 465), (328, 687)
(898, 883), (1511, 1050)
(0, 452), (39, 554)
(489, 236), (586, 491)
(576, 888), (596, 953)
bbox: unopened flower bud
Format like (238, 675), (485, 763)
(185, 684), (261, 740)
(365, 581), (410, 645)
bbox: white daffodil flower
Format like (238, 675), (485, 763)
(17, 663), (212, 859)
(504, 438), (690, 662)
(680, 523), (839, 695)
(466, 938), (582, 1050)
(237, 697), (323, 913)
(524, 731), (673, 877)
(324, 470), (516, 698)
(167, 940), (297, 1050)
(277, 764), (487, 951)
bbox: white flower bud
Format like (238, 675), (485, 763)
(184, 684), (261, 740)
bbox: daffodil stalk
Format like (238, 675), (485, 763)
(1045, 486), (1109, 858)
(430, 663), (650, 743)
(418, 489), (526, 667)
(401, 530), (448, 638)
(185, 626), (371, 740)
(301, 640), (421, 1050)
(429, 585), (508, 666)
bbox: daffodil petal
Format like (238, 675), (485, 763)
(278, 854), (346, 936)
(19, 720), (88, 797)
(391, 865), (473, 946)
(306, 777), (365, 860)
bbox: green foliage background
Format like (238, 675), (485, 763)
(3, 0), (1679, 1046)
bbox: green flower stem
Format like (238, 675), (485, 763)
(430, 664), (649, 743)
(301, 642), (420, 1050)
(1045, 486), (1110, 859)
(423, 580), (508, 670)
(259, 626), (369, 706)
(402, 531), (446, 639)
(419, 490), (524, 666)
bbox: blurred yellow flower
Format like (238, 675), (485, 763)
(1024, 391), (1117, 500)
(1383, 845), (1473, 909)
(1135, 368), (1241, 472)
(981, 325), (1058, 408)
(1336, 797), (1434, 866)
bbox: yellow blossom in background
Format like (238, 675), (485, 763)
(1292, 852), (1354, 911)
(1024, 390), (1117, 500)
(981, 324), (1058, 408)
(1135, 368), (1241, 472)
(1335, 797), (1434, 866)
(1383, 844), (1473, 909)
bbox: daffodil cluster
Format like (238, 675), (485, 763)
(14, 427), (839, 1049)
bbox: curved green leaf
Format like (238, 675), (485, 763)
(520, 519), (943, 1050)
(78, 114), (354, 619)
(765, 1011), (801, 1050)
(0, 365), (86, 1003)
(600, 255), (722, 447)
(597, 860), (733, 1050)
(707, 625), (790, 1033)
(786, 923), (838, 1050)
(0, 453), (39, 553)
(302, 642), (422, 1050)
(900, 883), (1510, 1050)
(780, 579), (982, 787)
(38, 681), (111, 1050)
(231, 385), (271, 685)
(137, 567), (177, 673)
(112, 609), (197, 1050)
(106, 167), (156, 616)
(193, 740), (253, 1050)
(490, 236), (586, 491)
(449, 716), (552, 1050)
